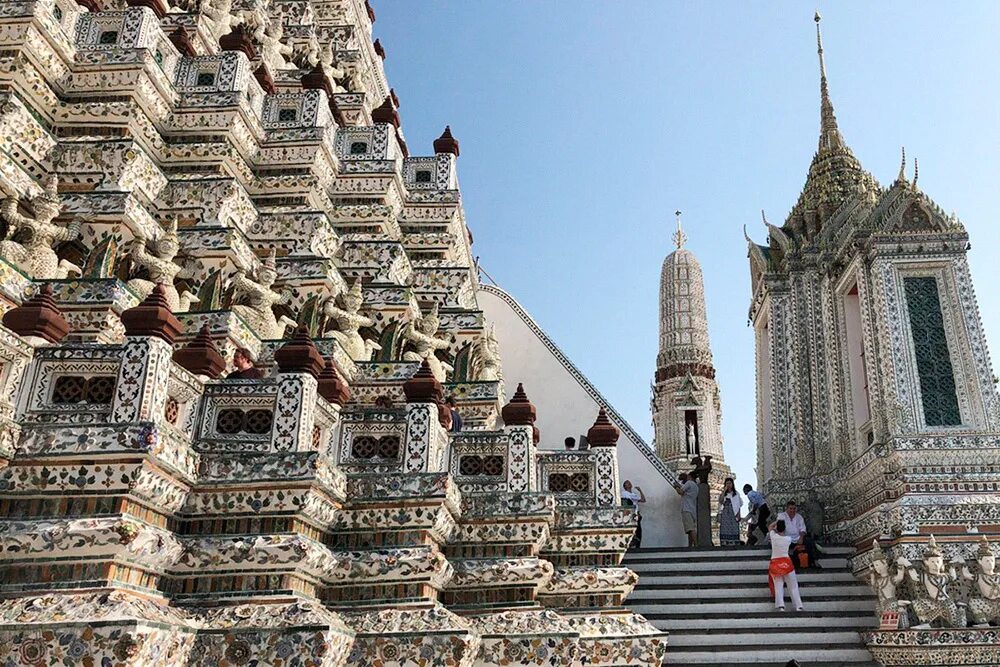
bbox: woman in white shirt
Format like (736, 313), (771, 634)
(767, 519), (804, 611)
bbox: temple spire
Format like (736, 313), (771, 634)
(672, 210), (687, 249)
(815, 12), (845, 153)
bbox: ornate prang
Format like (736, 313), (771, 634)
(317, 358), (350, 406)
(120, 284), (183, 344)
(2, 284), (70, 343)
(652, 209), (731, 490)
(434, 126), (460, 157)
(172, 324), (226, 379)
(587, 407), (619, 447)
(274, 325), (325, 377)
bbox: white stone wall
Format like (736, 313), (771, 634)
(478, 285), (686, 547)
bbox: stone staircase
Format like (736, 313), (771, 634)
(624, 545), (880, 666)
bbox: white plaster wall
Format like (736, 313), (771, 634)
(478, 285), (685, 547)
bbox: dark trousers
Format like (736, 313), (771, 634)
(747, 504), (770, 546)
(790, 534), (820, 570)
(631, 513), (643, 549)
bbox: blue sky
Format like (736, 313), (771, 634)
(374, 2), (1000, 489)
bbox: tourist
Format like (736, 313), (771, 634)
(564, 436), (576, 450)
(743, 483), (770, 546)
(675, 472), (699, 547)
(226, 347), (264, 380)
(718, 477), (743, 546)
(621, 480), (646, 548)
(445, 396), (463, 433)
(776, 500), (820, 569)
(767, 519), (804, 612)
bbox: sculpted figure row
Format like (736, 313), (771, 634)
(870, 534), (1000, 629)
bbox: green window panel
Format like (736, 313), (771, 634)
(904, 277), (961, 426)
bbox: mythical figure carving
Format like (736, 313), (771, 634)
(905, 535), (966, 628)
(402, 302), (452, 382)
(257, 14), (295, 72)
(126, 218), (198, 312)
(965, 536), (1000, 627)
(868, 540), (910, 628)
(0, 176), (81, 279)
(199, 0), (239, 38)
(476, 324), (501, 381)
(323, 279), (381, 361)
(230, 248), (296, 339)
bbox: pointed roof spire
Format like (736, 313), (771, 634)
(783, 13), (880, 237)
(815, 12), (845, 153)
(897, 146), (908, 183)
(672, 210), (687, 249)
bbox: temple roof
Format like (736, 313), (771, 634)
(784, 13), (880, 240)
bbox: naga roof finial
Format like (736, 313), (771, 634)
(672, 210), (687, 250)
(913, 157), (919, 189)
(897, 146), (907, 183)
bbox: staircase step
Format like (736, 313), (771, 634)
(628, 584), (872, 600)
(637, 571), (857, 586)
(626, 545), (876, 665)
(664, 647), (876, 664)
(625, 545), (854, 560)
(668, 629), (864, 647)
(631, 599), (875, 615)
(650, 613), (875, 631)
(627, 558), (849, 572)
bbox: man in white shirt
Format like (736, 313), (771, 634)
(776, 501), (820, 569)
(674, 472), (699, 547)
(621, 480), (646, 549)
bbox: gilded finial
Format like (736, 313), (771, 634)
(897, 147), (907, 183)
(672, 210), (687, 249)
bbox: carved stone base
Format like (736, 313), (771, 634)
(0, 592), (195, 666)
(564, 610), (668, 666)
(864, 628), (1000, 666)
(340, 605), (480, 666)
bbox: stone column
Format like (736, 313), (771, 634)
(111, 284), (181, 424)
(270, 326), (324, 452)
(500, 382), (537, 492)
(402, 359), (448, 472)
